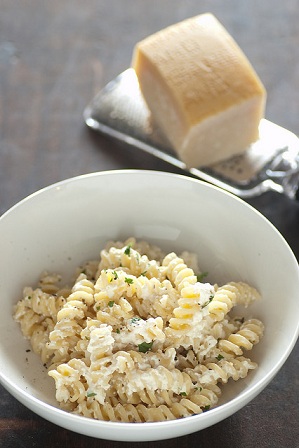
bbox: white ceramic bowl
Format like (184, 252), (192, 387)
(0, 170), (298, 442)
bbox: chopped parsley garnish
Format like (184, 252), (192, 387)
(202, 295), (214, 308)
(138, 341), (153, 353)
(140, 271), (147, 276)
(193, 386), (202, 392)
(131, 317), (141, 324)
(116, 329), (120, 334)
(112, 270), (118, 280)
(124, 244), (132, 256)
(108, 301), (115, 307)
(197, 272), (208, 282)
(96, 305), (101, 311)
(180, 391), (187, 396)
(125, 277), (134, 285)
(87, 392), (97, 397)
(203, 405), (210, 412)
(216, 354), (224, 361)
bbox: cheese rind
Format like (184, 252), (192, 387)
(132, 13), (266, 167)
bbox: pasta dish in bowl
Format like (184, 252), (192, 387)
(0, 170), (298, 441)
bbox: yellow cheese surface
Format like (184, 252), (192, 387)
(132, 13), (266, 168)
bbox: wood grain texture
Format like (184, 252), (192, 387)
(0, 1), (298, 447)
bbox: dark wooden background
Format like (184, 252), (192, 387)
(0, 1), (298, 447)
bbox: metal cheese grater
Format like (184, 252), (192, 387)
(84, 69), (299, 200)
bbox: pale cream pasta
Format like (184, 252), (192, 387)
(13, 237), (264, 422)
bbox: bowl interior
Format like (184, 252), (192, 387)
(0, 170), (298, 441)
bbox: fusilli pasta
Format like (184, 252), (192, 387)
(13, 238), (264, 423)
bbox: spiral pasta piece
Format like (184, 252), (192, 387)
(67, 273), (95, 306)
(13, 299), (54, 358)
(48, 360), (88, 404)
(37, 272), (63, 294)
(46, 300), (88, 367)
(97, 244), (165, 280)
(168, 282), (214, 333)
(30, 318), (56, 363)
(162, 252), (197, 292)
(187, 355), (257, 387)
(18, 287), (66, 321)
(47, 274), (97, 364)
(208, 282), (261, 321)
(218, 319), (264, 355)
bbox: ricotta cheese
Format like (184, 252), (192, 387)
(132, 13), (266, 167)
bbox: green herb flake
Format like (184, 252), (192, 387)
(109, 270), (118, 282)
(203, 405), (210, 412)
(140, 271), (147, 276)
(216, 354), (224, 361)
(116, 329), (120, 334)
(96, 305), (101, 311)
(108, 301), (115, 307)
(87, 392), (97, 397)
(125, 277), (134, 285)
(124, 244), (132, 256)
(202, 295), (214, 308)
(197, 272), (208, 282)
(138, 341), (153, 353)
(180, 391), (187, 396)
(27, 296), (32, 300)
(131, 317), (142, 324)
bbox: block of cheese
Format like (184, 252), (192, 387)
(132, 13), (266, 168)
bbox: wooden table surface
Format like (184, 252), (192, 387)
(0, 1), (298, 447)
